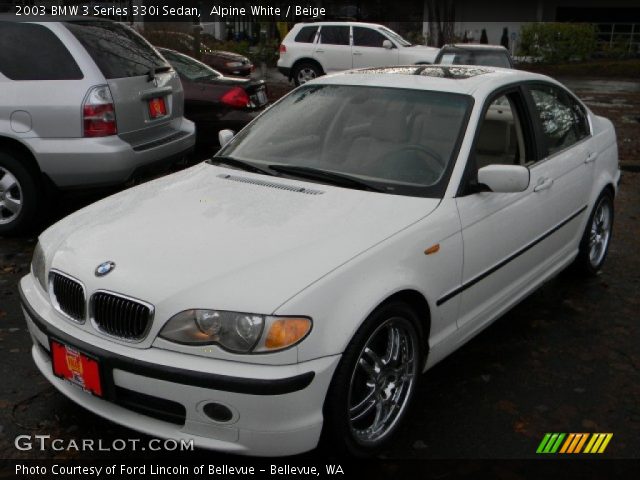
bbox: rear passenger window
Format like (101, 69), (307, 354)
(529, 86), (590, 156)
(319, 26), (350, 45)
(294, 26), (318, 43)
(64, 21), (168, 79)
(353, 27), (387, 48)
(0, 22), (83, 80)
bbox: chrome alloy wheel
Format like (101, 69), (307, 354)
(348, 317), (419, 445)
(588, 197), (612, 268)
(296, 67), (317, 84)
(0, 167), (22, 225)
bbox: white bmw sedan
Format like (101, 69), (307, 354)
(20, 66), (619, 456)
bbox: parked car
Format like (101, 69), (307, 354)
(20, 66), (619, 456)
(434, 44), (514, 68)
(158, 48), (268, 146)
(0, 18), (195, 234)
(277, 22), (440, 85)
(145, 31), (254, 76)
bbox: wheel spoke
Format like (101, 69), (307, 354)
(363, 347), (383, 373)
(383, 327), (401, 365)
(0, 171), (17, 192)
(2, 196), (20, 214)
(349, 387), (377, 422)
(358, 356), (377, 380)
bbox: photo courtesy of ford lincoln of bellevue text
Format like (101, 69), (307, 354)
(2, 0), (640, 478)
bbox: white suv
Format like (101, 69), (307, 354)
(277, 22), (439, 85)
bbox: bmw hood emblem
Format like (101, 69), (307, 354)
(95, 261), (115, 277)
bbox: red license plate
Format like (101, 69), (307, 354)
(148, 97), (167, 119)
(51, 340), (103, 397)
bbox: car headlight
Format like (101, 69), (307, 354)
(31, 242), (47, 292)
(159, 309), (312, 354)
(225, 61), (244, 68)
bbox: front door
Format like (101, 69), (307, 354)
(452, 88), (550, 330)
(352, 26), (399, 69)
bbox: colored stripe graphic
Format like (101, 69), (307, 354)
(537, 433), (613, 454)
(536, 433), (565, 453)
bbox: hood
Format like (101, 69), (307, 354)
(42, 164), (439, 316)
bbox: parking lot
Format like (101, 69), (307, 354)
(0, 77), (639, 461)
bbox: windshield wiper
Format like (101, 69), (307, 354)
(146, 65), (172, 82)
(268, 165), (385, 192)
(208, 156), (275, 176)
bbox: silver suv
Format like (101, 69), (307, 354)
(0, 18), (196, 234)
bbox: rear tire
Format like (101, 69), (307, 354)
(293, 62), (321, 86)
(574, 191), (614, 275)
(322, 301), (423, 456)
(0, 151), (40, 236)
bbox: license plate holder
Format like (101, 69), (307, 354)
(148, 97), (167, 119)
(50, 339), (103, 397)
(256, 89), (268, 106)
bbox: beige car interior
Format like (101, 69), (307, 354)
(475, 95), (527, 169)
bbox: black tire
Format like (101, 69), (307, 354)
(0, 151), (40, 236)
(574, 190), (614, 275)
(322, 301), (423, 457)
(292, 61), (321, 86)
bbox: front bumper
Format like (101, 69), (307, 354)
(19, 275), (340, 456)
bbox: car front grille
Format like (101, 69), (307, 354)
(91, 292), (152, 341)
(50, 272), (85, 322)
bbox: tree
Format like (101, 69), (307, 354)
(480, 28), (488, 44)
(425, 0), (456, 47)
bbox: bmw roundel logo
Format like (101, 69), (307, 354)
(95, 261), (115, 277)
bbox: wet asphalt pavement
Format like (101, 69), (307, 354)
(0, 76), (639, 463)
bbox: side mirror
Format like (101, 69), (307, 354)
(382, 39), (393, 49)
(218, 129), (235, 147)
(477, 165), (530, 193)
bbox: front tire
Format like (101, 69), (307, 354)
(293, 62), (321, 86)
(0, 151), (40, 236)
(574, 191), (614, 275)
(322, 302), (422, 456)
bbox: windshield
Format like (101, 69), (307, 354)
(161, 49), (221, 81)
(379, 27), (411, 46)
(438, 50), (511, 68)
(217, 85), (471, 198)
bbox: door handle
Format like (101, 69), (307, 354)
(534, 178), (554, 192)
(316, 49), (324, 53)
(585, 151), (598, 164)
(353, 51), (362, 55)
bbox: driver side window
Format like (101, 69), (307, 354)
(474, 94), (526, 170)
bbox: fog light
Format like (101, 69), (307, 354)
(203, 402), (233, 422)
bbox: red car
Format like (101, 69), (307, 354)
(158, 48), (267, 146)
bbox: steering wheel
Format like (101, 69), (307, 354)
(372, 145), (445, 184)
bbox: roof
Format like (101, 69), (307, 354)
(309, 65), (553, 97)
(294, 21), (395, 29)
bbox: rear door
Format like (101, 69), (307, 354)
(352, 26), (399, 68)
(523, 83), (595, 253)
(64, 21), (184, 146)
(314, 25), (352, 73)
